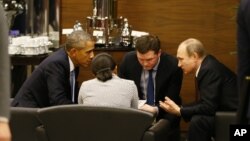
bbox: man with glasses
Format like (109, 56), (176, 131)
(11, 30), (95, 108)
(119, 35), (183, 125)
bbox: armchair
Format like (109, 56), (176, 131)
(214, 111), (236, 141)
(37, 105), (175, 141)
(9, 105), (179, 141)
(143, 118), (180, 141)
(9, 107), (41, 141)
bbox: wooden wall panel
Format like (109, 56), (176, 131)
(61, 0), (239, 131)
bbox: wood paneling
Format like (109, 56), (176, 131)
(61, 0), (239, 131)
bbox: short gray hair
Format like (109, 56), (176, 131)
(65, 30), (93, 51)
(181, 38), (206, 58)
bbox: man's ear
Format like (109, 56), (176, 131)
(157, 49), (162, 57)
(192, 52), (199, 59)
(68, 48), (77, 57)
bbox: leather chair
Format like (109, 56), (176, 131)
(143, 118), (180, 141)
(37, 105), (173, 141)
(9, 107), (41, 141)
(214, 111), (236, 141)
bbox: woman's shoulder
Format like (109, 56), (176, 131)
(113, 75), (135, 85)
(80, 78), (99, 87)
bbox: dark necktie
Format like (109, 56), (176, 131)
(70, 70), (75, 103)
(146, 69), (154, 105)
(194, 77), (200, 101)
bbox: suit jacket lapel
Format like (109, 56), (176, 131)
(155, 55), (165, 99)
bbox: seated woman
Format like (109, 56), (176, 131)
(78, 52), (138, 109)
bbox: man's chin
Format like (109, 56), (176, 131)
(184, 71), (193, 75)
(80, 64), (89, 68)
(143, 67), (152, 71)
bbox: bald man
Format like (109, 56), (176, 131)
(160, 38), (238, 141)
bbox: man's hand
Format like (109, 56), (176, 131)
(0, 122), (11, 141)
(139, 104), (158, 115)
(159, 96), (181, 116)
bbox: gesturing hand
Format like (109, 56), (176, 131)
(159, 97), (181, 116)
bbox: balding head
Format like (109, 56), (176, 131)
(178, 38), (206, 59)
(176, 38), (207, 74)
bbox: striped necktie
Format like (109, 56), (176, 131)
(70, 70), (75, 103)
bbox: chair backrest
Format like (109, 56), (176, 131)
(9, 107), (41, 141)
(38, 105), (154, 141)
(215, 111), (237, 141)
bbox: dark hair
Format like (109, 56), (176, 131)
(135, 35), (161, 54)
(91, 53), (116, 82)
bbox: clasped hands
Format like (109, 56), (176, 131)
(159, 97), (181, 116)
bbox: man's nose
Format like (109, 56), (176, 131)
(90, 51), (94, 58)
(142, 61), (148, 67)
(178, 61), (182, 67)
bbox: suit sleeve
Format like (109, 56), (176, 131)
(181, 70), (220, 121)
(0, 5), (10, 119)
(237, 0), (250, 85)
(45, 62), (73, 105)
(158, 67), (183, 123)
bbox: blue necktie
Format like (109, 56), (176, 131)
(70, 70), (75, 103)
(146, 69), (154, 105)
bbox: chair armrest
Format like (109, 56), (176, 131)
(215, 111), (236, 141)
(143, 119), (180, 141)
(36, 125), (48, 141)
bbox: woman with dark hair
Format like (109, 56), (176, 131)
(78, 53), (138, 109)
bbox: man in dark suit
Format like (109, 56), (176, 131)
(11, 30), (95, 108)
(160, 38), (238, 141)
(237, 0), (250, 124)
(119, 35), (183, 124)
(0, 4), (11, 141)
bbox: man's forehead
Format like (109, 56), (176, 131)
(79, 40), (94, 48)
(137, 51), (156, 58)
(177, 48), (188, 58)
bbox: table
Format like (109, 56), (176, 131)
(11, 53), (50, 66)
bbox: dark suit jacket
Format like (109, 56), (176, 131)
(181, 55), (238, 121)
(11, 48), (79, 108)
(237, 0), (250, 123)
(119, 51), (183, 124)
(237, 0), (250, 85)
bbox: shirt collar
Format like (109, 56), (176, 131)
(195, 64), (201, 77)
(153, 56), (160, 71)
(68, 56), (75, 72)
